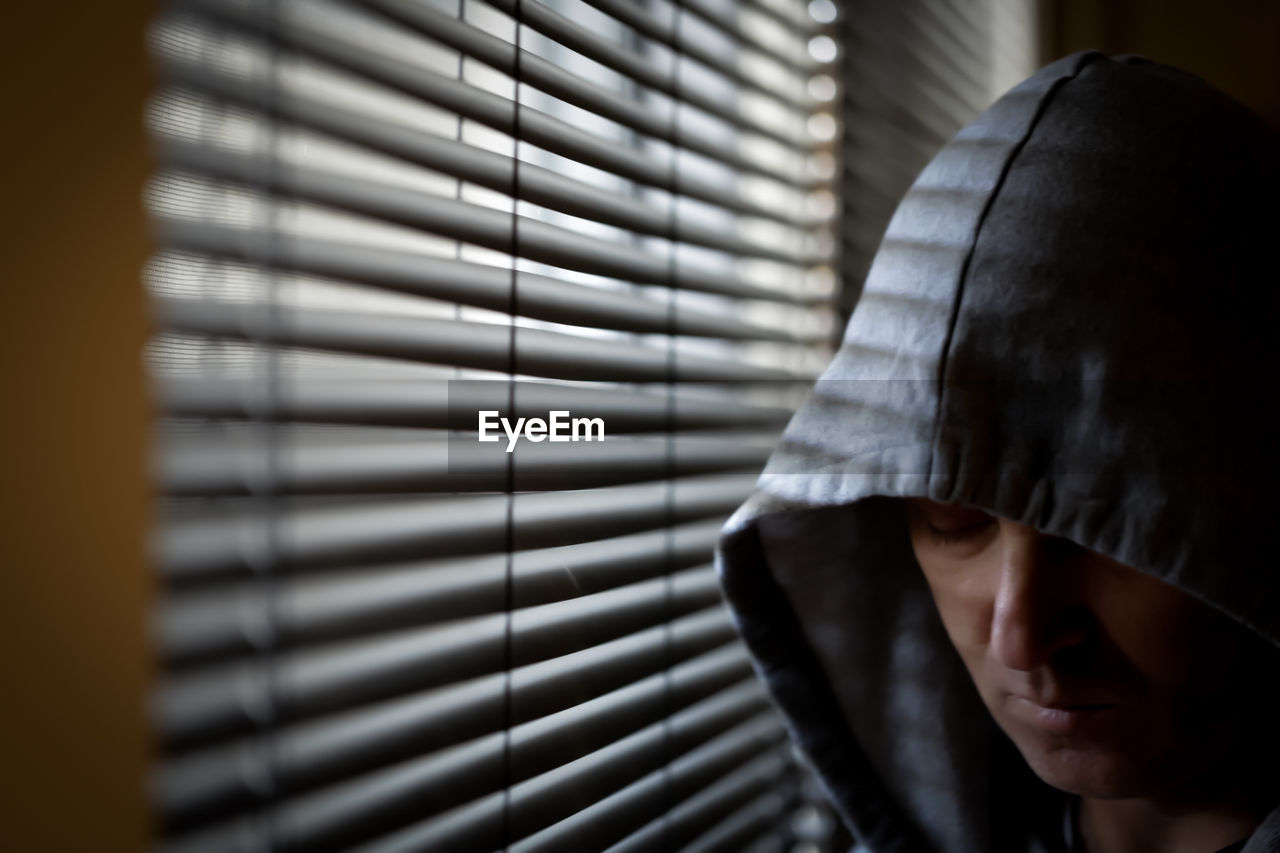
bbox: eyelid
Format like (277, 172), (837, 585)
(921, 515), (996, 550)
(917, 502), (994, 532)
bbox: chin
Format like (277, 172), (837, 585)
(1012, 735), (1153, 799)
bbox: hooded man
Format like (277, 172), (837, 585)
(716, 52), (1280, 853)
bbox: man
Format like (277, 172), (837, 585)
(717, 52), (1280, 852)
(904, 499), (1280, 852)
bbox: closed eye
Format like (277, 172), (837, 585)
(907, 499), (996, 547)
(925, 519), (994, 545)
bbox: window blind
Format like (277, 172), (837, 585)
(835, 0), (1038, 319)
(146, 0), (839, 851)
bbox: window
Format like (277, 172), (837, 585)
(145, 0), (839, 850)
(835, 0), (1038, 318)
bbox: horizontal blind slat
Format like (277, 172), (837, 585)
(741, 0), (821, 35)
(151, 241), (818, 341)
(176, 0), (817, 187)
(508, 714), (789, 853)
(161, 663), (769, 852)
(160, 471), (757, 578)
(844, 45), (981, 134)
(578, 0), (813, 108)
(504, 682), (771, 842)
(158, 17), (828, 231)
(648, 782), (796, 853)
(161, 517), (724, 660)
(351, 0), (815, 182)
(367, 0), (817, 153)
(906, 0), (992, 88)
(686, 788), (793, 850)
(159, 593), (737, 747)
(155, 299), (806, 383)
(347, 713), (787, 853)
(678, 0), (816, 73)
(158, 569), (724, 746)
(154, 41), (823, 236)
(158, 639), (752, 827)
(157, 377), (795, 431)
(152, 89), (821, 264)
(159, 429), (778, 495)
(509, 651), (750, 783)
(510, 604), (735, 726)
(249, 679), (768, 852)
(481, 0), (813, 147)
(151, 175), (814, 304)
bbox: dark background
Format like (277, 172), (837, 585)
(1043, 0), (1280, 130)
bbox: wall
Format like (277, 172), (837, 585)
(0, 2), (152, 850)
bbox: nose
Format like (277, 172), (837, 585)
(989, 522), (1088, 672)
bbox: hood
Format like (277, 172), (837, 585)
(717, 52), (1280, 853)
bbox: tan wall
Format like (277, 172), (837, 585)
(1043, 0), (1280, 130)
(0, 3), (153, 850)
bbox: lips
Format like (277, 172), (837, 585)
(1014, 695), (1115, 711)
(1007, 693), (1118, 735)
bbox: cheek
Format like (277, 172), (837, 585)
(1084, 570), (1226, 692)
(916, 560), (995, 663)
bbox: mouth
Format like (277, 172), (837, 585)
(1007, 694), (1119, 735)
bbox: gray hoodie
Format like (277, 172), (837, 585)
(716, 52), (1280, 853)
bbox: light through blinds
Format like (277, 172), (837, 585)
(145, 0), (839, 850)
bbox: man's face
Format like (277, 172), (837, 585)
(904, 498), (1276, 800)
